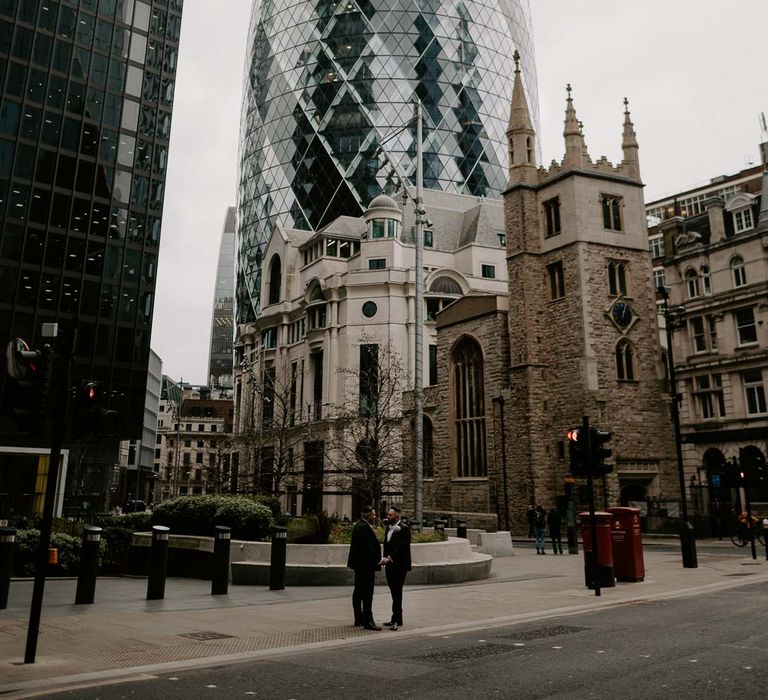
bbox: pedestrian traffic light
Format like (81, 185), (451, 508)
(567, 428), (590, 477)
(590, 428), (613, 475)
(4, 339), (52, 434)
(71, 379), (119, 438)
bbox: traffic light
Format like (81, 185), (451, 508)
(4, 339), (52, 434)
(567, 428), (590, 477)
(590, 428), (613, 475)
(71, 380), (119, 438)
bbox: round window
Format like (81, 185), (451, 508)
(362, 301), (377, 318)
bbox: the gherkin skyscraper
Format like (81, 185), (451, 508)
(237, 0), (538, 322)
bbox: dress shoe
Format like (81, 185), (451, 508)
(354, 621), (364, 627)
(383, 621), (395, 627)
(390, 623), (399, 631)
(363, 623), (382, 631)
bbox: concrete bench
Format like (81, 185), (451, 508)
(230, 537), (492, 586)
(445, 529), (514, 557)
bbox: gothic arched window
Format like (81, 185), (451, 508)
(451, 336), (487, 477)
(267, 254), (282, 305)
(616, 339), (635, 381)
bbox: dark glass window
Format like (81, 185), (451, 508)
(0, 102), (20, 136)
(51, 40), (72, 73)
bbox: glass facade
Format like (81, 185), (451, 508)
(207, 206), (236, 393)
(237, 0), (538, 322)
(0, 0), (183, 443)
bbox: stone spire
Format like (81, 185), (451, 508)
(563, 84), (588, 169)
(621, 97), (641, 180)
(506, 50), (537, 186)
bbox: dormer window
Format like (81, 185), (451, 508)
(733, 208), (754, 233)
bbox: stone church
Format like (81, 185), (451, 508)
(412, 57), (678, 532)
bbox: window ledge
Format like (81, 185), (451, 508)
(451, 477), (489, 482)
(735, 343), (759, 351)
(617, 379), (640, 384)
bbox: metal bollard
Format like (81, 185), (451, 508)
(456, 519), (467, 539)
(433, 519), (446, 535)
(75, 526), (103, 605)
(269, 525), (288, 591)
(0, 527), (15, 610)
(764, 519), (768, 561)
(211, 525), (231, 595)
(146, 525), (170, 600)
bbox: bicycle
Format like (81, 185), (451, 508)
(730, 514), (766, 547)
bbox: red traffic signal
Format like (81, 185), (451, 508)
(71, 380), (119, 439)
(4, 339), (52, 434)
(567, 427), (590, 477)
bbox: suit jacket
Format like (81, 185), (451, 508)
(383, 520), (412, 572)
(347, 518), (382, 572)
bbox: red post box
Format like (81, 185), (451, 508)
(579, 511), (615, 589)
(607, 507), (644, 582)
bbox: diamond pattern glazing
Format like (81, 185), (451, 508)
(237, 0), (538, 321)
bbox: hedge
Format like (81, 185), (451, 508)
(13, 529), (107, 577)
(151, 495), (275, 540)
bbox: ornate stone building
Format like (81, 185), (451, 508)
(414, 59), (678, 532)
(652, 143), (768, 515)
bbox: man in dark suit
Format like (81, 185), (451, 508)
(382, 506), (412, 631)
(346, 504), (382, 630)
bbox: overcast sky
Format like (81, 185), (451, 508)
(151, 0), (768, 384)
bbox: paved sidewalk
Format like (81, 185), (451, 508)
(1, 539), (766, 698)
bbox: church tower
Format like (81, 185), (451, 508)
(503, 78), (677, 527)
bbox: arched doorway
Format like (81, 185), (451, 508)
(703, 448), (729, 539)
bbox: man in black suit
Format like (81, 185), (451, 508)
(382, 506), (412, 631)
(346, 504), (382, 630)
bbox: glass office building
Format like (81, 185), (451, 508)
(0, 0), (183, 443)
(237, 0), (538, 322)
(207, 206), (235, 394)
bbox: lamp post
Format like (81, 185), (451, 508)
(373, 104), (426, 528)
(492, 396), (510, 531)
(658, 285), (698, 568)
(413, 101), (425, 531)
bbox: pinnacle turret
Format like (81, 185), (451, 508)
(563, 84), (588, 168)
(621, 97), (640, 180)
(506, 50), (537, 186)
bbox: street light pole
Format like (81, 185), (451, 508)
(658, 286), (698, 568)
(492, 396), (510, 531)
(413, 101), (425, 531)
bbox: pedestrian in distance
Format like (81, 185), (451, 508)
(346, 504), (383, 630)
(381, 506), (412, 631)
(526, 504), (536, 538)
(547, 506), (563, 554)
(533, 504), (547, 554)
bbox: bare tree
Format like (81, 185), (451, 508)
(324, 340), (407, 508)
(236, 357), (306, 498)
